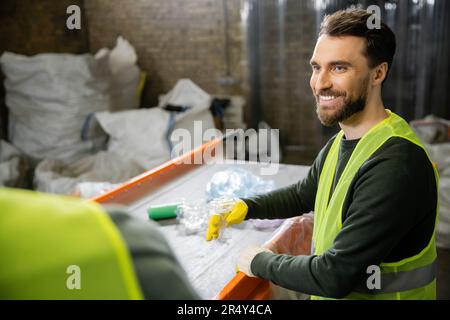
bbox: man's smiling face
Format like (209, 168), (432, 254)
(310, 35), (372, 126)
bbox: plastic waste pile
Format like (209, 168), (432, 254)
(176, 168), (281, 237)
(205, 168), (275, 201)
(176, 199), (210, 236)
(411, 116), (450, 249)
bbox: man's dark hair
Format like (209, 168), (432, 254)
(320, 9), (396, 82)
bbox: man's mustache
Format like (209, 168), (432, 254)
(316, 90), (346, 97)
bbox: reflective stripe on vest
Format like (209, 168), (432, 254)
(311, 110), (439, 300)
(0, 188), (143, 299)
(353, 259), (438, 295)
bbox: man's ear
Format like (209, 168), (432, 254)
(372, 62), (388, 86)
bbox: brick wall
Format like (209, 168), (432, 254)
(0, 0), (325, 164)
(84, 0), (246, 108)
(257, 0), (324, 163)
(85, 0), (324, 164)
(0, 0), (88, 56)
(0, 0), (89, 140)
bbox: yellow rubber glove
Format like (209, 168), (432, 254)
(205, 199), (248, 241)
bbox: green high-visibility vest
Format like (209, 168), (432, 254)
(0, 188), (143, 299)
(311, 110), (439, 300)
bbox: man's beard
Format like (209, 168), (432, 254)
(315, 78), (369, 127)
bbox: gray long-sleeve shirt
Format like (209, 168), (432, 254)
(107, 208), (200, 300)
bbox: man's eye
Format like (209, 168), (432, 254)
(334, 66), (347, 72)
(312, 66), (320, 72)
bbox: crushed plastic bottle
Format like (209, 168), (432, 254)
(206, 168), (284, 231)
(206, 168), (275, 201)
(207, 197), (238, 242)
(176, 197), (237, 240)
(176, 199), (209, 236)
(177, 168), (283, 238)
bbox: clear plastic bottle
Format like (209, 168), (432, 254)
(176, 199), (208, 236)
(207, 197), (237, 242)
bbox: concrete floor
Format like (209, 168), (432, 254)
(437, 247), (450, 300)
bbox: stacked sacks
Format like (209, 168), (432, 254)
(0, 52), (111, 164)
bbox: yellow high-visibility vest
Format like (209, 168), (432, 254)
(312, 110), (439, 300)
(0, 188), (143, 299)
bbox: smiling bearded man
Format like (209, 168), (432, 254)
(207, 9), (439, 300)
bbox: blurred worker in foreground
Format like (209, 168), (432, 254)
(206, 9), (439, 300)
(0, 187), (199, 299)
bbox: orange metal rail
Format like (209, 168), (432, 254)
(92, 137), (222, 205)
(215, 273), (271, 300)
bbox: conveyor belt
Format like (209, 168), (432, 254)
(94, 140), (309, 298)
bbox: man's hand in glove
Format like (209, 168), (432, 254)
(205, 199), (248, 241)
(237, 245), (273, 277)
